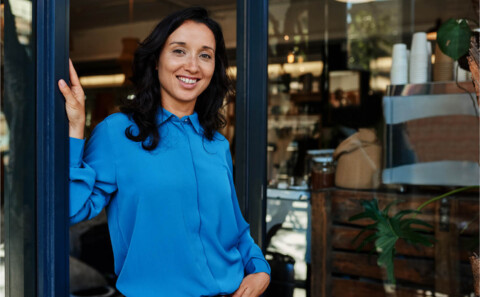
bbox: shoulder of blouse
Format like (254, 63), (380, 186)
(209, 131), (230, 151)
(102, 112), (132, 127)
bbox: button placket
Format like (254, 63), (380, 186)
(179, 121), (221, 292)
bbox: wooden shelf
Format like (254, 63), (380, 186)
(310, 188), (479, 297)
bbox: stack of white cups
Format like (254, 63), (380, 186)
(427, 41), (432, 81)
(390, 43), (408, 85)
(409, 32), (429, 84)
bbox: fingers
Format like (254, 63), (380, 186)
(58, 79), (82, 107)
(58, 79), (73, 101)
(69, 58), (81, 87)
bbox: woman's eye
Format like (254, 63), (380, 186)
(173, 49), (185, 55)
(200, 53), (212, 59)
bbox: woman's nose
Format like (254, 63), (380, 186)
(185, 56), (199, 73)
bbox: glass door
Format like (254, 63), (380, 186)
(2, 1), (36, 296)
(2, 0), (71, 296)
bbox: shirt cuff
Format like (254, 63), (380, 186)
(245, 257), (271, 275)
(69, 137), (85, 167)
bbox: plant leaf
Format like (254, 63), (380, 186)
(355, 232), (378, 252)
(375, 236), (397, 284)
(383, 200), (403, 216)
(349, 212), (374, 222)
(402, 230), (434, 247)
(351, 223), (377, 244)
(393, 209), (420, 220)
(348, 197), (438, 285)
(437, 18), (472, 60)
(400, 218), (433, 229)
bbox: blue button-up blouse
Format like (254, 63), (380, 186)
(69, 107), (270, 297)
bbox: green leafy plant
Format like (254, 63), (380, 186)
(349, 186), (479, 285)
(437, 18), (473, 61)
(349, 199), (433, 284)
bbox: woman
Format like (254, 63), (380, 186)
(59, 7), (270, 297)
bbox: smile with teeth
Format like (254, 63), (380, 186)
(177, 76), (199, 84)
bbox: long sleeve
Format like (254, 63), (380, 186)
(226, 147), (271, 276)
(69, 119), (117, 225)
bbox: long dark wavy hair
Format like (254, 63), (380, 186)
(120, 7), (232, 150)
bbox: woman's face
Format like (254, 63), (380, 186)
(157, 20), (216, 107)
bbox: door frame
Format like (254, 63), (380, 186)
(235, 0), (269, 249)
(36, 0), (70, 296)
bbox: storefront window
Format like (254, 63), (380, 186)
(1, 0), (36, 296)
(266, 0), (479, 296)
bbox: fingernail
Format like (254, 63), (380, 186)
(59, 79), (66, 87)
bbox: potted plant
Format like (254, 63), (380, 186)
(349, 186), (479, 292)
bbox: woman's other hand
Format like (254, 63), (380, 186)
(231, 272), (270, 297)
(58, 59), (85, 139)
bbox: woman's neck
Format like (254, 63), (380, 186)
(162, 100), (196, 119)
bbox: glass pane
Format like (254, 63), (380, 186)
(267, 0), (479, 297)
(267, 2), (325, 296)
(68, 2), (237, 296)
(1, 1), (36, 297)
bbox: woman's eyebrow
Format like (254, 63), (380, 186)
(169, 41), (215, 52)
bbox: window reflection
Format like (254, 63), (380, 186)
(266, 0), (479, 297)
(2, 1), (36, 297)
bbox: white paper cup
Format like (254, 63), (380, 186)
(409, 40), (429, 84)
(391, 64), (408, 85)
(427, 41), (432, 82)
(411, 32), (428, 53)
(392, 43), (408, 61)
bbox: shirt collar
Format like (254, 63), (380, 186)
(157, 107), (203, 134)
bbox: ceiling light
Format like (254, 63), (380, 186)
(80, 74), (125, 88)
(287, 52), (295, 64)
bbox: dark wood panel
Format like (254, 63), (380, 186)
(329, 190), (436, 226)
(311, 192), (332, 297)
(456, 198), (480, 235)
(331, 278), (428, 297)
(329, 190), (479, 235)
(332, 225), (436, 258)
(331, 225), (477, 259)
(435, 199), (460, 296)
(332, 251), (435, 285)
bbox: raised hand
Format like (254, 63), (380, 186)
(58, 59), (86, 139)
(231, 272), (270, 297)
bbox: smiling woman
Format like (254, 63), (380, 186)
(157, 20), (216, 115)
(122, 7), (232, 151)
(58, 6), (270, 297)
